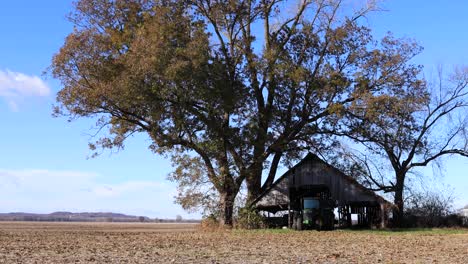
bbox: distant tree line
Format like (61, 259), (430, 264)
(0, 213), (200, 223)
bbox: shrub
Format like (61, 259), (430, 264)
(403, 189), (465, 228)
(199, 214), (220, 231)
(235, 207), (265, 229)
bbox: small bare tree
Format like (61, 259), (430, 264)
(332, 66), (468, 227)
(405, 186), (455, 227)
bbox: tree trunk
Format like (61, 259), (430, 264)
(261, 152), (282, 193)
(392, 173), (405, 227)
(219, 190), (235, 227)
(246, 180), (261, 205)
(246, 152), (283, 205)
(245, 167), (262, 205)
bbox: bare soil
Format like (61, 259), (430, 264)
(0, 222), (467, 263)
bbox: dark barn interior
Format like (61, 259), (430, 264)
(252, 153), (391, 230)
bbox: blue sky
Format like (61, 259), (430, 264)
(0, 0), (467, 218)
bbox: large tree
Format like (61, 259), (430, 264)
(51, 0), (425, 226)
(334, 67), (468, 226)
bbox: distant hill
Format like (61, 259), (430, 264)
(0, 212), (149, 222)
(0, 212), (201, 223)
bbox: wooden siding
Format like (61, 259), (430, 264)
(290, 157), (382, 205)
(253, 154), (387, 209)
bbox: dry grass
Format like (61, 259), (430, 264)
(0, 222), (467, 263)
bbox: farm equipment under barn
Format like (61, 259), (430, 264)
(290, 186), (335, 230)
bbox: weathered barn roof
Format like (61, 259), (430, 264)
(252, 153), (391, 211)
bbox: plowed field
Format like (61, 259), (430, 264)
(0, 222), (467, 263)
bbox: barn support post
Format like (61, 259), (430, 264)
(337, 206), (342, 227)
(380, 203), (386, 228)
(363, 207), (368, 227)
(346, 205), (352, 227)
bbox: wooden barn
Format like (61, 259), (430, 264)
(251, 153), (391, 230)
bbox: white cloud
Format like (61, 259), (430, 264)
(0, 69), (51, 110)
(0, 169), (196, 219)
(0, 169), (97, 190)
(92, 181), (166, 197)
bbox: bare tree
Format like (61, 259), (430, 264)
(405, 186), (455, 227)
(333, 66), (468, 226)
